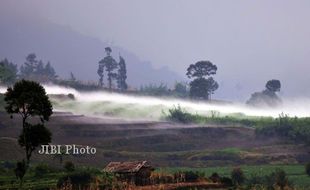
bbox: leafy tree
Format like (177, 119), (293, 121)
(117, 56), (128, 91)
(98, 47), (118, 89)
(18, 123), (51, 162)
(186, 61), (217, 79)
(186, 60), (218, 100)
(231, 167), (245, 186)
(266, 79), (281, 92)
(247, 79), (282, 107)
(4, 80), (53, 184)
(189, 77), (218, 99)
(0, 58), (18, 84)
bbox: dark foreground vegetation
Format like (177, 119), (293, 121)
(0, 161), (310, 189)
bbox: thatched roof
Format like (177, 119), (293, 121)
(104, 161), (153, 173)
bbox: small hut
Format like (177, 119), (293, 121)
(104, 161), (154, 185)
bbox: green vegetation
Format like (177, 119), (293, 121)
(0, 163), (117, 190)
(247, 79), (282, 107)
(231, 167), (245, 186)
(0, 59), (17, 85)
(63, 161), (75, 172)
(20, 53), (57, 83)
(186, 60), (218, 100)
(165, 106), (310, 145)
(140, 83), (171, 96)
(306, 162), (310, 177)
(256, 113), (310, 145)
(159, 164), (310, 188)
(4, 80), (53, 186)
(164, 105), (274, 126)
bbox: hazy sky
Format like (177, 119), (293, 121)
(2, 0), (310, 99)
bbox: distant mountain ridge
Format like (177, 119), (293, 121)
(0, 7), (184, 88)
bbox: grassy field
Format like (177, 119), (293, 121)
(158, 164), (310, 188)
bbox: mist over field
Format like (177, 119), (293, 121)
(1, 1), (310, 101)
(1, 1), (310, 189)
(2, 85), (309, 119)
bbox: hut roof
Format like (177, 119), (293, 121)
(104, 161), (152, 173)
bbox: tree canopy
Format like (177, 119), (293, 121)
(247, 79), (282, 107)
(186, 61), (217, 79)
(98, 47), (118, 89)
(186, 60), (219, 100)
(4, 80), (53, 185)
(266, 79), (281, 92)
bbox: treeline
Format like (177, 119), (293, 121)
(1, 50), (283, 106)
(0, 51), (127, 92)
(0, 54), (56, 85)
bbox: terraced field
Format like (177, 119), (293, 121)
(1, 111), (309, 168)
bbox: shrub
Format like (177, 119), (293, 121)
(274, 169), (289, 190)
(139, 83), (171, 96)
(245, 174), (266, 189)
(67, 93), (75, 100)
(64, 161), (75, 172)
(57, 171), (93, 189)
(34, 163), (50, 177)
(263, 169), (291, 190)
(209, 172), (220, 183)
(183, 171), (200, 182)
(306, 162), (310, 176)
(231, 167), (245, 186)
(166, 105), (192, 123)
(220, 177), (233, 187)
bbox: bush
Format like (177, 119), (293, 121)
(209, 172), (220, 183)
(139, 83), (171, 96)
(274, 169), (289, 189)
(166, 105), (193, 123)
(231, 167), (245, 186)
(34, 163), (50, 177)
(220, 177), (233, 187)
(64, 161), (75, 172)
(306, 162), (310, 177)
(183, 171), (200, 182)
(57, 171), (93, 189)
(255, 114), (310, 145)
(245, 174), (266, 189)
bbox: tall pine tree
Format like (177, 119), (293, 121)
(117, 56), (128, 91)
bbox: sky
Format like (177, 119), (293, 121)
(1, 0), (310, 100)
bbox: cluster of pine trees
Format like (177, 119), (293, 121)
(0, 53), (57, 84)
(0, 49), (129, 92)
(97, 47), (128, 91)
